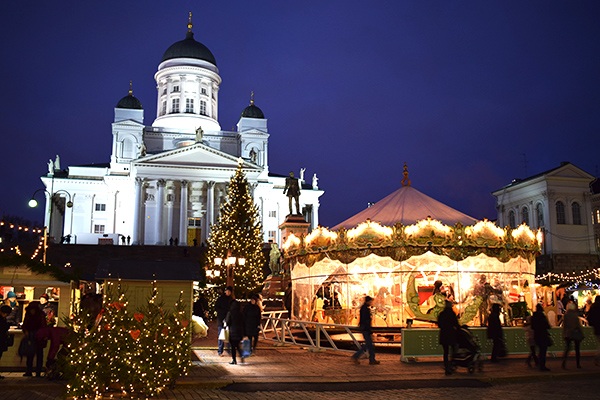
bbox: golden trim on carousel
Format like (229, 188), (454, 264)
(283, 218), (541, 328)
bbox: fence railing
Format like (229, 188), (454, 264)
(260, 310), (362, 352)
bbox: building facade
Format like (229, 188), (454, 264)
(492, 162), (598, 275)
(39, 18), (323, 246)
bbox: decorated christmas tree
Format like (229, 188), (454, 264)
(207, 162), (265, 297)
(62, 281), (191, 398)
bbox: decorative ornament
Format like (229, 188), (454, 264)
(129, 329), (141, 340)
(134, 313), (144, 322)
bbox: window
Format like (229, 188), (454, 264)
(162, 87), (167, 95)
(269, 211), (277, 218)
(536, 203), (544, 227)
(161, 101), (166, 115)
(522, 207), (529, 226)
(185, 98), (194, 113)
(268, 230), (277, 242)
(508, 210), (516, 228)
(556, 201), (566, 224)
(172, 85), (180, 93)
(95, 203), (106, 212)
(188, 217), (202, 227)
(596, 209), (600, 224)
(94, 224), (105, 234)
(172, 98), (179, 113)
(572, 202), (582, 225)
(199, 100), (207, 115)
(201, 88), (207, 95)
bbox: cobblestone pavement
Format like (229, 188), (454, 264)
(2, 377), (598, 399)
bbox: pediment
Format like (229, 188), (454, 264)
(546, 163), (594, 181)
(134, 143), (259, 170)
(112, 119), (144, 127)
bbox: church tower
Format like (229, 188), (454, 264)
(151, 13), (221, 133)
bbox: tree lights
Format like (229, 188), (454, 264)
(206, 163), (265, 299)
(62, 281), (191, 398)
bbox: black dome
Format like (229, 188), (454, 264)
(161, 31), (217, 65)
(116, 93), (143, 109)
(241, 103), (265, 119)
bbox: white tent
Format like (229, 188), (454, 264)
(333, 185), (477, 230)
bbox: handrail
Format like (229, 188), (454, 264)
(260, 311), (362, 353)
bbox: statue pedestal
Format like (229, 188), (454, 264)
(279, 214), (310, 245)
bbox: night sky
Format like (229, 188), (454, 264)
(2, 1), (599, 229)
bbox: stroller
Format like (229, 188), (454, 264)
(452, 325), (483, 373)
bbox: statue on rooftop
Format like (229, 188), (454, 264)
(283, 171), (301, 215)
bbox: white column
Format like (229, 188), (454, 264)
(206, 181), (215, 240)
(313, 202), (320, 230)
(133, 178), (144, 244)
(179, 180), (189, 246)
(156, 179), (166, 245)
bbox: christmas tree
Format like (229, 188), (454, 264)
(207, 162), (265, 298)
(62, 281), (191, 398)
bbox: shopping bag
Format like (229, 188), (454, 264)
(218, 327), (229, 341)
(18, 334), (36, 357)
(240, 338), (252, 358)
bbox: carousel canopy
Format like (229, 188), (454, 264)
(333, 185), (477, 230)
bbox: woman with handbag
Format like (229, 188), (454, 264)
(21, 302), (47, 377)
(562, 302), (583, 369)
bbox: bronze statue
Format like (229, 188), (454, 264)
(283, 171), (301, 215)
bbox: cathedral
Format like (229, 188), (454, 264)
(39, 16), (323, 246)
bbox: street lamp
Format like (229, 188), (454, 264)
(29, 189), (73, 254)
(214, 251), (245, 296)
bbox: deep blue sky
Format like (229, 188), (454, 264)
(1, 1), (599, 229)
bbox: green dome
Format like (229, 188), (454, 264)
(161, 31), (217, 66)
(241, 103), (265, 119)
(116, 93), (143, 109)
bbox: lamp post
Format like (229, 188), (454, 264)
(214, 250), (245, 297)
(29, 189), (73, 253)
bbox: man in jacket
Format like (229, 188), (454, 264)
(437, 300), (460, 375)
(215, 286), (233, 356)
(351, 296), (380, 365)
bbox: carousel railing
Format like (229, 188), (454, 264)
(260, 310), (362, 352)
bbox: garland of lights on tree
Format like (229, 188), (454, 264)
(62, 280), (190, 399)
(206, 163), (265, 298)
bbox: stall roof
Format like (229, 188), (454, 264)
(95, 259), (201, 282)
(332, 185), (477, 230)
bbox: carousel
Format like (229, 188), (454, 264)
(282, 165), (542, 328)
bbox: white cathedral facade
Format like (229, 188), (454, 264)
(39, 18), (323, 246)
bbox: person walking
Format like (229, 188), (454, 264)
(562, 302), (584, 369)
(351, 296), (379, 365)
(22, 302), (47, 377)
(587, 295), (600, 366)
(523, 313), (539, 367)
(215, 286), (233, 357)
(0, 305), (12, 379)
(531, 303), (552, 371)
(487, 303), (504, 363)
(437, 300), (460, 375)
(243, 295), (262, 354)
(225, 300), (245, 365)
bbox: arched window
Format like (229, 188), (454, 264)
(556, 201), (566, 224)
(508, 210), (516, 228)
(522, 207), (529, 226)
(572, 202), (582, 225)
(596, 209), (600, 224)
(536, 203), (544, 227)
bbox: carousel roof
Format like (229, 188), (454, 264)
(333, 184), (477, 230)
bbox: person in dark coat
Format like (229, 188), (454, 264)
(531, 303), (551, 371)
(225, 300), (245, 364)
(4, 291), (22, 326)
(562, 302), (583, 369)
(0, 305), (11, 379)
(587, 295), (600, 366)
(22, 302), (47, 377)
(487, 303), (504, 362)
(215, 286), (233, 356)
(193, 293), (209, 320)
(351, 296), (379, 365)
(437, 300), (460, 375)
(243, 295), (262, 353)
